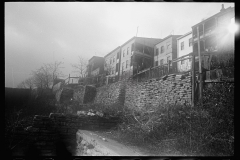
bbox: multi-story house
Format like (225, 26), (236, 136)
(104, 46), (121, 83)
(154, 35), (182, 72)
(177, 31), (193, 72)
(86, 56), (104, 77)
(119, 36), (162, 79)
(191, 4), (234, 71)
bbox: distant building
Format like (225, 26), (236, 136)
(119, 36), (162, 79)
(177, 31), (193, 72)
(86, 56), (104, 77)
(191, 4), (234, 70)
(154, 35), (182, 72)
(104, 46), (121, 82)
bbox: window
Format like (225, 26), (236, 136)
(155, 61), (158, 66)
(127, 47), (129, 55)
(126, 60), (129, 68)
(189, 38), (193, 47)
(160, 59), (164, 65)
(113, 57), (115, 63)
(167, 56), (171, 64)
(116, 63), (119, 72)
(167, 44), (171, 49)
(131, 43), (134, 52)
(189, 58), (192, 63)
(123, 50), (125, 57)
(117, 52), (120, 59)
(110, 58), (112, 64)
(155, 48), (159, 56)
(181, 60), (185, 65)
(161, 46), (164, 53)
(122, 62), (125, 71)
(181, 42), (184, 50)
(130, 56), (133, 66)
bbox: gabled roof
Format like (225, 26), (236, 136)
(155, 35), (182, 45)
(192, 6), (234, 28)
(88, 56), (104, 62)
(104, 46), (121, 58)
(120, 36), (162, 48)
(177, 31), (192, 40)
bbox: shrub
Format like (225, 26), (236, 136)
(117, 82), (234, 156)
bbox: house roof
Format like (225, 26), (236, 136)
(104, 46), (121, 58)
(120, 36), (162, 48)
(177, 31), (192, 40)
(88, 56), (104, 62)
(192, 6), (234, 28)
(155, 35), (182, 45)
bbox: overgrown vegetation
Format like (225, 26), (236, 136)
(92, 82), (234, 156)
(5, 88), (57, 153)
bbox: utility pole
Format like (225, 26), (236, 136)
(191, 54), (195, 107)
(197, 26), (203, 106)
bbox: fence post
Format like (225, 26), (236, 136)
(167, 60), (170, 74)
(149, 68), (151, 79)
(192, 54), (195, 107)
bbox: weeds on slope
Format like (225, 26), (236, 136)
(114, 83), (234, 156)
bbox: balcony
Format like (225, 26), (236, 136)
(193, 31), (204, 41)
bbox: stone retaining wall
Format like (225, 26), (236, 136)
(94, 80), (126, 106)
(125, 73), (192, 110)
(73, 85), (85, 103)
(8, 113), (121, 156)
(94, 73), (192, 111)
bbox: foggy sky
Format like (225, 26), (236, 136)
(5, 2), (234, 88)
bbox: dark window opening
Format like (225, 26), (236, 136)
(205, 36), (217, 52)
(181, 42), (184, 50)
(161, 46), (164, 53)
(116, 63), (119, 72)
(205, 19), (216, 35)
(155, 48), (159, 56)
(117, 52), (120, 59)
(193, 41), (205, 53)
(131, 43), (134, 52)
(189, 38), (193, 47)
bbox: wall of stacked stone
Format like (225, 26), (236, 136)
(73, 86), (85, 103)
(94, 80), (126, 106)
(125, 73), (192, 111)
(93, 73), (192, 111)
(55, 88), (63, 102)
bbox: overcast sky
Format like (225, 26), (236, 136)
(5, 2), (234, 88)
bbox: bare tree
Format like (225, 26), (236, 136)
(31, 61), (65, 89)
(17, 61), (64, 90)
(25, 77), (35, 89)
(71, 56), (88, 78)
(104, 60), (115, 76)
(48, 61), (65, 89)
(17, 77), (35, 89)
(32, 66), (51, 89)
(17, 81), (27, 89)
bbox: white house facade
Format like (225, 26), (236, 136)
(177, 31), (193, 72)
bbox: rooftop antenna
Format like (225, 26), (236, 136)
(134, 26), (139, 53)
(136, 26), (139, 37)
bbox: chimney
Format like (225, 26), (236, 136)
(220, 4), (225, 12)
